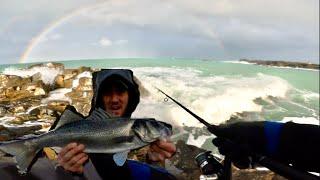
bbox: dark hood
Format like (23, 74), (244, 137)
(90, 69), (140, 117)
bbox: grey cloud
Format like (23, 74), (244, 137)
(0, 0), (105, 64)
(0, 0), (318, 64)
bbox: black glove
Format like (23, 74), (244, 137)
(212, 121), (266, 169)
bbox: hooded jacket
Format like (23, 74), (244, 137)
(90, 69), (140, 117)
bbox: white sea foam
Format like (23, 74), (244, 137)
(41, 88), (72, 104)
(271, 65), (319, 72)
(301, 91), (320, 102)
(72, 71), (92, 88)
(0, 116), (16, 126)
(256, 167), (270, 171)
(186, 134), (211, 147)
(2, 66), (63, 84)
(281, 117), (319, 125)
(26, 105), (42, 114)
(222, 60), (253, 65)
(132, 67), (291, 127)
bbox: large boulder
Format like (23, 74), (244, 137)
(54, 69), (81, 89)
(54, 66), (93, 89)
(0, 74), (31, 89)
(47, 100), (70, 113)
(66, 76), (93, 116)
(22, 81), (48, 96)
(0, 74), (48, 103)
(3, 88), (33, 102)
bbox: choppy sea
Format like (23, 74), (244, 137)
(0, 58), (319, 151)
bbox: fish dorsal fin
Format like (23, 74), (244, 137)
(85, 108), (112, 121)
(51, 106), (84, 130)
(113, 150), (129, 166)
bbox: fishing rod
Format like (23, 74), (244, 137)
(155, 87), (320, 180)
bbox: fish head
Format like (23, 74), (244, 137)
(132, 119), (172, 143)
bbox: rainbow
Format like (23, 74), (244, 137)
(19, 1), (228, 63)
(19, 2), (108, 63)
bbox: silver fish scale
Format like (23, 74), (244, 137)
(35, 118), (140, 154)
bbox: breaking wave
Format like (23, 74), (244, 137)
(2, 66), (62, 84)
(131, 67), (292, 127)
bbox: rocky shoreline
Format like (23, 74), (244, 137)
(240, 59), (319, 70)
(0, 63), (286, 179)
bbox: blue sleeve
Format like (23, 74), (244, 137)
(127, 160), (174, 180)
(127, 160), (151, 180)
(264, 121), (284, 155)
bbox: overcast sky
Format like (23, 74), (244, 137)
(0, 0), (319, 64)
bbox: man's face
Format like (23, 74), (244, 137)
(102, 83), (129, 117)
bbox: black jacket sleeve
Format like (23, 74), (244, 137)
(276, 122), (320, 172)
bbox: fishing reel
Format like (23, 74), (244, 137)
(195, 151), (224, 180)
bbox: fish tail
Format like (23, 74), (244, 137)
(0, 139), (39, 174)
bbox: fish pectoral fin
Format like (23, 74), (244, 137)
(113, 150), (129, 166)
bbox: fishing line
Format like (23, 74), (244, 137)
(154, 86), (213, 128)
(154, 86), (320, 180)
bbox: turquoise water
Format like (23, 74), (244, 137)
(1, 58), (319, 122)
(59, 58), (319, 93)
(1, 58), (319, 93)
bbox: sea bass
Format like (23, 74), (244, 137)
(0, 107), (172, 174)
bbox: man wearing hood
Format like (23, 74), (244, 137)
(57, 69), (176, 179)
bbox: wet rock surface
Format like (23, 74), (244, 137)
(0, 63), (94, 141)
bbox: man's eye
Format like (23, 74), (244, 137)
(115, 87), (127, 93)
(103, 87), (126, 95)
(103, 91), (112, 96)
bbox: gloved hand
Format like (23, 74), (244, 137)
(212, 121), (267, 169)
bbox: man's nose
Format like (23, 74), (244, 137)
(110, 93), (120, 102)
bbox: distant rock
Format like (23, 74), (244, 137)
(240, 59), (319, 70)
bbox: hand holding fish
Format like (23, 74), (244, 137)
(57, 142), (88, 174)
(57, 139), (177, 174)
(148, 139), (176, 162)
